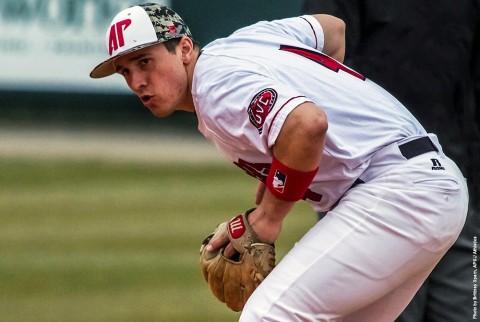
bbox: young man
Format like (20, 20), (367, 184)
(90, 3), (469, 321)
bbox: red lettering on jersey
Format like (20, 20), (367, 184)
(228, 215), (246, 239)
(303, 189), (322, 202)
(234, 159), (322, 202)
(234, 159), (270, 181)
(279, 45), (366, 81)
(108, 19), (132, 55)
(247, 88), (278, 134)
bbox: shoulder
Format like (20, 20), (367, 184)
(240, 15), (324, 49)
(201, 15), (324, 53)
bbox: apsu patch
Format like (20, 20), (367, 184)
(247, 88), (277, 134)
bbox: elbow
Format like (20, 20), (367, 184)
(333, 16), (346, 38)
(292, 102), (328, 144)
(304, 107), (328, 144)
(314, 14), (346, 62)
(278, 102), (328, 151)
(336, 18), (346, 46)
(314, 14), (346, 36)
(327, 16), (346, 59)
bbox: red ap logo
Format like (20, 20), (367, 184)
(108, 19), (132, 55)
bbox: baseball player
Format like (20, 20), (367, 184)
(90, 3), (469, 321)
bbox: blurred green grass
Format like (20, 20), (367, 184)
(0, 158), (315, 322)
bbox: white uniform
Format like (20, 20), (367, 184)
(192, 16), (469, 321)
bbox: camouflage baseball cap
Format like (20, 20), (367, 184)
(90, 3), (193, 79)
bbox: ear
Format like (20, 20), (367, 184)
(179, 36), (194, 64)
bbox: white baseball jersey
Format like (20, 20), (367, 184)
(192, 15), (426, 211)
(192, 15), (469, 320)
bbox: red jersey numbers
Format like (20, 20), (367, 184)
(247, 88), (277, 134)
(234, 159), (270, 181)
(108, 19), (132, 56)
(234, 159), (323, 202)
(279, 45), (366, 81)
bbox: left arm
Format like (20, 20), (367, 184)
(312, 14), (346, 63)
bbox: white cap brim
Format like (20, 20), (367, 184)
(89, 41), (160, 79)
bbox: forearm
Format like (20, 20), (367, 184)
(249, 102), (327, 243)
(248, 189), (295, 244)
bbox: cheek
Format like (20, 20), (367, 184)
(123, 75), (139, 92)
(160, 68), (187, 95)
(126, 79), (134, 91)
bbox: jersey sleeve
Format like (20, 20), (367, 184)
(194, 16), (325, 161)
(233, 15), (325, 52)
(194, 61), (311, 160)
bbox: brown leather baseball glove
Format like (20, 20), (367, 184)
(199, 210), (276, 312)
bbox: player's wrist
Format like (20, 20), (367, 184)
(266, 157), (318, 202)
(247, 208), (282, 245)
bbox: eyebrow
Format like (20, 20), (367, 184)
(115, 53), (148, 73)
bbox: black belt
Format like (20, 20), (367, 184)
(353, 137), (438, 186)
(398, 136), (438, 159)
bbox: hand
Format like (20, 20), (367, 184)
(207, 208), (282, 258)
(205, 222), (232, 256)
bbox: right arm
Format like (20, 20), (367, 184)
(252, 14), (345, 206)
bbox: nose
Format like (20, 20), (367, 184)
(129, 71), (147, 93)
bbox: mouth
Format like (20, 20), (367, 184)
(140, 95), (153, 106)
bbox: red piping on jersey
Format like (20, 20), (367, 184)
(267, 95), (307, 138)
(300, 16), (318, 49)
(279, 45), (366, 81)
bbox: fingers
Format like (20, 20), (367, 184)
(207, 222), (229, 252)
(207, 239), (238, 259)
(223, 243), (238, 258)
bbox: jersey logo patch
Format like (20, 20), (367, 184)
(247, 88), (277, 134)
(233, 158), (323, 202)
(273, 170), (286, 193)
(228, 215), (246, 239)
(431, 159), (445, 170)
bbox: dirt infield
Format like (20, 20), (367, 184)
(0, 126), (225, 164)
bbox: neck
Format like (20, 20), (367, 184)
(179, 48), (201, 113)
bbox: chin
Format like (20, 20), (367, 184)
(148, 106), (175, 118)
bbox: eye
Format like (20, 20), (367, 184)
(119, 68), (129, 76)
(139, 58), (150, 66)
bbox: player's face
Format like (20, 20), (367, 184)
(114, 43), (190, 117)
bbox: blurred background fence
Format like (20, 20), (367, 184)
(0, 0), (302, 131)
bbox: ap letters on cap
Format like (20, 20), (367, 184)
(104, 5), (157, 59)
(108, 19), (131, 55)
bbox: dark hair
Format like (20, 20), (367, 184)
(164, 37), (200, 54)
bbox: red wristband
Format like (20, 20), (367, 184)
(266, 157), (318, 202)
